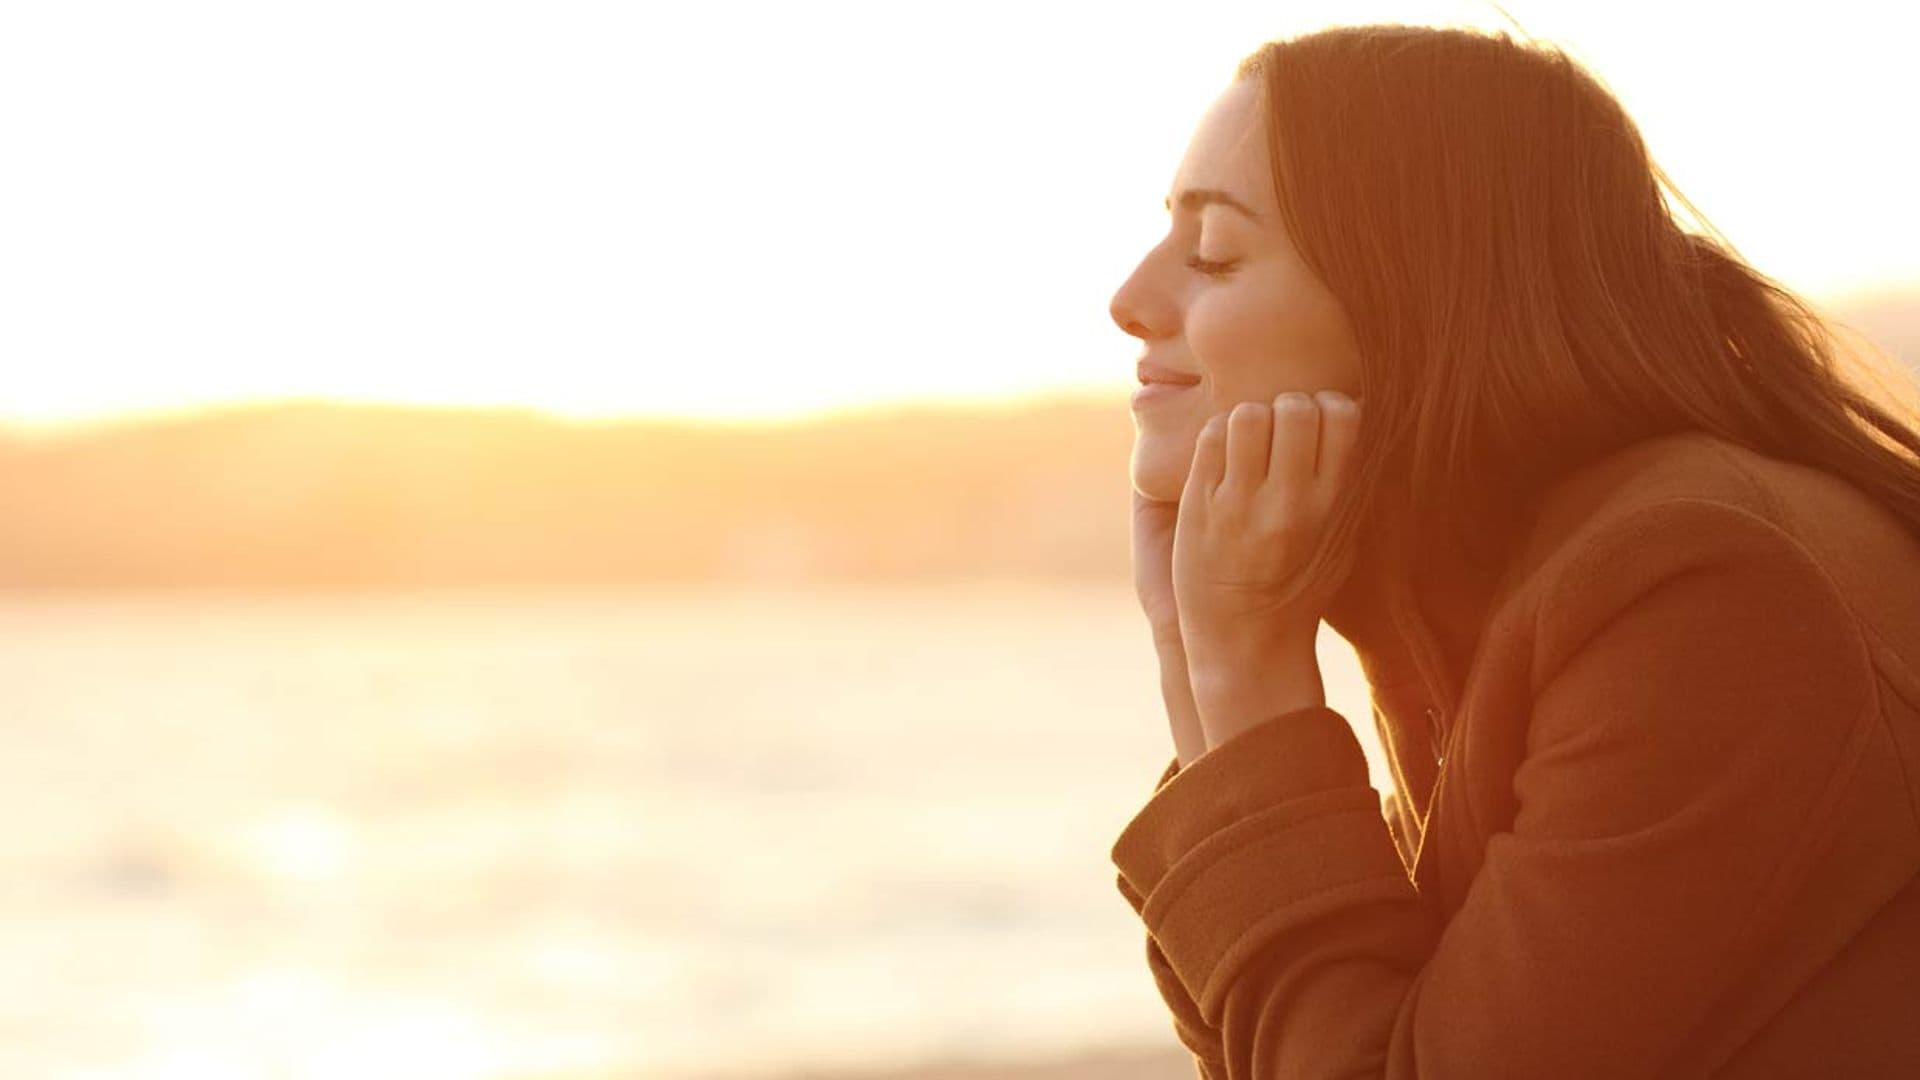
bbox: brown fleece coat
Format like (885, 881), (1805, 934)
(1111, 431), (1920, 1078)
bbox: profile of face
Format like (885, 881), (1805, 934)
(1110, 77), (1365, 502)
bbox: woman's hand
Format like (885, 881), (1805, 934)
(1131, 488), (1185, 649)
(1173, 390), (1362, 743)
(1132, 488), (1208, 767)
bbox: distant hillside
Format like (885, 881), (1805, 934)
(0, 393), (1140, 587)
(0, 289), (1911, 589)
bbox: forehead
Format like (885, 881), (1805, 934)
(1168, 79), (1273, 213)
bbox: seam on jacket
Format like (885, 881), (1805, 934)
(1617, 498), (1878, 705)
(1690, 442), (1918, 718)
(1864, 652), (1920, 835)
(1514, 491), (1889, 1047)
(1543, 489), (1884, 835)
(1766, 693), (1885, 921)
(1861, 623), (1920, 704)
(1527, 495), (1871, 696)
(1694, 434), (1788, 521)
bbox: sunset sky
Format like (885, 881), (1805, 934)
(3, 0), (1915, 431)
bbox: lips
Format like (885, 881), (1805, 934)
(1136, 361), (1202, 386)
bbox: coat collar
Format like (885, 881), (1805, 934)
(1323, 516), (1509, 809)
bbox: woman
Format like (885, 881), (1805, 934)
(1107, 24), (1920, 1079)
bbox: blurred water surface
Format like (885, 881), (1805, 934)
(0, 583), (1380, 1080)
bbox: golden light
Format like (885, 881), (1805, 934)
(0, 0), (1912, 433)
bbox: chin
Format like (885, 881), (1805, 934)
(1129, 438), (1194, 503)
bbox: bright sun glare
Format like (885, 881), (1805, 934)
(1, 0), (1915, 432)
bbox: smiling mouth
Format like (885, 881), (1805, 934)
(1137, 368), (1202, 386)
(1131, 380), (1200, 407)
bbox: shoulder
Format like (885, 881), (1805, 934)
(1500, 431), (1902, 686)
(1521, 431), (1864, 556)
(1510, 430), (1912, 591)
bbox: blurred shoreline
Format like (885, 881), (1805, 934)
(681, 1043), (1195, 1080)
(2, 282), (1912, 592)
(0, 391), (1137, 589)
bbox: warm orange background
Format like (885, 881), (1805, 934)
(3, 5), (1915, 1080)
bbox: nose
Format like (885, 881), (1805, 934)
(1109, 257), (1171, 342)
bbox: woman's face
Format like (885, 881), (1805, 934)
(1110, 77), (1364, 502)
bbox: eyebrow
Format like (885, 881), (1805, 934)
(1163, 188), (1262, 222)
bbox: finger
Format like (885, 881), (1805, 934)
(1223, 401), (1273, 494)
(1187, 412), (1229, 502)
(1268, 391), (1319, 492)
(1132, 489), (1180, 551)
(1132, 487), (1179, 517)
(1313, 390), (1362, 483)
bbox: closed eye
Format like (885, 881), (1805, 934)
(1185, 255), (1238, 277)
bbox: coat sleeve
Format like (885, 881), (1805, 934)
(1118, 764), (1423, 1080)
(1117, 757), (1233, 1079)
(1109, 499), (1880, 1078)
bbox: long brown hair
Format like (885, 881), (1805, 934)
(1234, 25), (1920, 602)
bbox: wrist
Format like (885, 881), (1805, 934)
(1187, 640), (1325, 746)
(1148, 621), (1186, 653)
(1153, 654), (1207, 771)
(1181, 625), (1317, 677)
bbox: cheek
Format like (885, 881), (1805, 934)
(1184, 284), (1271, 376)
(1187, 273), (1358, 398)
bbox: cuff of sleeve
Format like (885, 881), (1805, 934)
(1111, 706), (1373, 897)
(1110, 705), (1413, 1018)
(1156, 755), (1182, 792)
(1114, 756), (1188, 917)
(1149, 931), (1230, 1072)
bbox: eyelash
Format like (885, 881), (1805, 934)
(1185, 255), (1238, 277)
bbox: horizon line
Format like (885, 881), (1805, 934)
(0, 384), (1138, 442)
